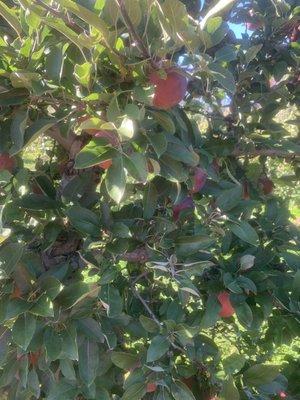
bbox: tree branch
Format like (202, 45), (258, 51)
(232, 148), (300, 159)
(131, 286), (161, 327)
(116, 0), (155, 66)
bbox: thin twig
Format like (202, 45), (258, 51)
(116, 0), (156, 68)
(131, 286), (161, 327)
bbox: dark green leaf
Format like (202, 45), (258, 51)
(229, 221), (259, 246)
(105, 153), (126, 203)
(111, 352), (139, 370)
(243, 364), (279, 387)
(78, 339), (99, 386)
(66, 205), (101, 236)
(147, 335), (169, 363)
(12, 313), (36, 350)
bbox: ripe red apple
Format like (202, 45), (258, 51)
(0, 153), (15, 173)
(173, 196), (194, 221)
(146, 383), (157, 393)
(192, 167), (207, 193)
(278, 391), (287, 399)
(217, 291), (235, 318)
(149, 68), (188, 110)
(259, 176), (274, 195)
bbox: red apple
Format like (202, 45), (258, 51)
(173, 196), (194, 221)
(0, 153), (15, 173)
(149, 68), (188, 110)
(146, 383), (157, 393)
(192, 167), (207, 193)
(217, 291), (235, 318)
(278, 391), (287, 399)
(259, 176), (274, 195)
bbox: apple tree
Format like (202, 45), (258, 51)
(0, 0), (299, 399)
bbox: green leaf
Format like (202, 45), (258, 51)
(124, 153), (148, 183)
(160, 155), (189, 182)
(0, 88), (28, 106)
(235, 302), (253, 328)
(45, 44), (66, 81)
(229, 221), (259, 246)
(118, 117), (136, 138)
(150, 110), (176, 134)
(292, 269), (300, 299)
(0, 242), (23, 278)
(146, 132), (168, 158)
(176, 235), (215, 256)
(60, 359), (76, 381)
(60, 325), (78, 360)
(39, 276), (63, 300)
(56, 282), (99, 309)
(139, 315), (159, 333)
(219, 376), (240, 400)
(105, 153), (126, 203)
(223, 353), (246, 375)
(75, 139), (114, 169)
(245, 44), (263, 65)
(0, 1), (22, 36)
(74, 62), (92, 87)
(210, 63), (236, 93)
(30, 294), (54, 317)
(124, 0), (142, 27)
(147, 335), (169, 363)
(111, 352), (139, 370)
(77, 318), (104, 343)
(44, 327), (62, 361)
(47, 379), (78, 400)
(143, 182), (158, 219)
(42, 17), (92, 50)
(66, 205), (101, 236)
(122, 382), (146, 400)
(99, 285), (123, 317)
(15, 194), (60, 210)
(166, 140), (199, 167)
(59, 0), (109, 39)
(216, 186), (242, 211)
(28, 368), (40, 398)
(12, 313), (36, 350)
(215, 45), (237, 62)
(200, 294), (220, 328)
(78, 339), (99, 386)
(243, 364), (279, 387)
(10, 109), (28, 155)
(171, 380), (196, 400)
(206, 17), (222, 34)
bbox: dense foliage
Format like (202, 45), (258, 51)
(0, 0), (299, 399)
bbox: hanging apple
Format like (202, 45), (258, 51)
(0, 153), (15, 173)
(192, 167), (207, 193)
(217, 291), (235, 318)
(149, 68), (188, 109)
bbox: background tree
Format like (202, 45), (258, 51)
(0, 0), (299, 399)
